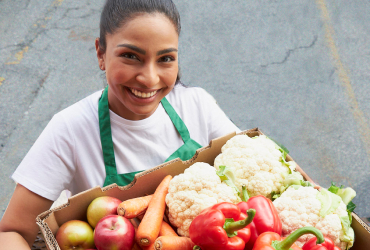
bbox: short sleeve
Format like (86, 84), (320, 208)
(12, 113), (77, 201)
(197, 88), (241, 140)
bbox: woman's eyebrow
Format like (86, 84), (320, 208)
(157, 48), (178, 56)
(117, 44), (146, 55)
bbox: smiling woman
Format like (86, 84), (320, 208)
(0, 0), (240, 249)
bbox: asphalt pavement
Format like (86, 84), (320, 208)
(0, 0), (369, 224)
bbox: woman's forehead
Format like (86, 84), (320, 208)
(106, 13), (179, 47)
(117, 13), (178, 36)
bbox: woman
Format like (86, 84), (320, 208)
(0, 0), (240, 248)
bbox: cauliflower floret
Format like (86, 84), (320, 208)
(165, 162), (240, 236)
(214, 135), (296, 197)
(273, 186), (353, 250)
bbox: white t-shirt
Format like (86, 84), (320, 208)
(12, 85), (240, 201)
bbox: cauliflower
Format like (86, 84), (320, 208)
(165, 162), (241, 236)
(273, 185), (355, 250)
(214, 134), (300, 198)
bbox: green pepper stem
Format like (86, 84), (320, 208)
(224, 209), (255, 235)
(274, 226), (324, 250)
(193, 246), (201, 250)
(241, 185), (249, 202)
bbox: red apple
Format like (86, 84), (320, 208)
(87, 196), (122, 228)
(56, 220), (95, 250)
(94, 215), (135, 250)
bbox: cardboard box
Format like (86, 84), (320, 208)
(36, 128), (370, 250)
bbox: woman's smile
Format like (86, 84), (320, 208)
(124, 86), (162, 104)
(128, 87), (159, 99)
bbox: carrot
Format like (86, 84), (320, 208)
(154, 236), (195, 250)
(140, 221), (178, 250)
(117, 195), (153, 219)
(137, 219), (176, 236)
(129, 219), (143, 250)
(135, 175), (172, 247)
(158, 221), (177, 237)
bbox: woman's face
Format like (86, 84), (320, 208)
(96, 13), (179, 120)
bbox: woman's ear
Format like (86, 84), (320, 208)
(95, 38), (105, 71)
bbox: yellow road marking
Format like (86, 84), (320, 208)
(4, 1), (63, 65)
(5, 46), (29, 65)
(316, 0), (370, 159)
(53, 0), (64, 6)
(0, 77), (5, 86)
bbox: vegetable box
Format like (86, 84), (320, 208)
(36, 128), (370, 250)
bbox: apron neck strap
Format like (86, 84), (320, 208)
(98, 87), (117, 175)
(160, 97), (190, 142)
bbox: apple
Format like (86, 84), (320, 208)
(56, 220), (95, 250)
(87, 196), (122, 228)
(94, 215), (135, 250)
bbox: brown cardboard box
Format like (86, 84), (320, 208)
(36, 128), (370, 250)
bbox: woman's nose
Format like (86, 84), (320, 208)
(136, 62), (159, 87)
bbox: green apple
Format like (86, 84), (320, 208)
(86, 196), (122, 228)
(56, 220), (95, 250)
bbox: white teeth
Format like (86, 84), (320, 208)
(130, 88), (157, 98)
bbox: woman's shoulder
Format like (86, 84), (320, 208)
(52, 89), (102, 126)
(165, 84), (221, 119)
(167, 84), (215, 104)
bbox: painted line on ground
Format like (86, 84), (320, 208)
(4, 0), (64, 65)
(316, 0), (370, 161)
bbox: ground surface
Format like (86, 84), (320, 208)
(0, 0), (369, 223)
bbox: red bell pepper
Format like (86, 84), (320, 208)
(237, 186), (282, 250)
(252, 226), (324, 250)
(302, 236), (341, 250)
(189, 202), (256, 250)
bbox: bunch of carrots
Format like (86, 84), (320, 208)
(117, 175), (195, 250)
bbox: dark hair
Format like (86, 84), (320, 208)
(98, 0), (181, 83)
(99, 0), (180, 50)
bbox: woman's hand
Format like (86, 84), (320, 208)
(0, 184), (53, 249)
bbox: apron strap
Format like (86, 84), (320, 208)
(160, 97), (190, 142)
(98, 87), (117, 175)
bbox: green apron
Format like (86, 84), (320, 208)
(98, 87), (202, 187)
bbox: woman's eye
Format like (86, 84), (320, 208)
(159, 56), (175, 63)
(121, 53), (138, 60)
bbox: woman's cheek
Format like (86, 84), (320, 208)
(110, 68), (128, 85)
(162, 67), (178, 86)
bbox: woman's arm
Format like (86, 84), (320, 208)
(0, 184), (53, 249)
(0, 232), (31, 249)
